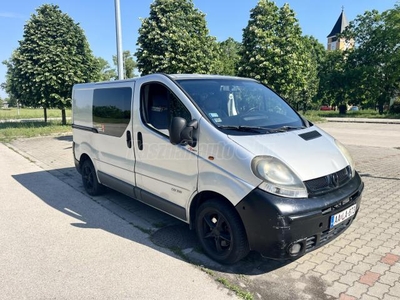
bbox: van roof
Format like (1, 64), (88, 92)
(168, 74), (256, 81)
(72, 74), (256, 88)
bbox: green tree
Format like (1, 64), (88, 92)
(303, 36), (326, 71)
(112, 50), (137, 79)
(218, 38), (241, 76)
(239, 1), (318, 108)
(2, 54), (25, 107)
(239, 0), (279, 83)
(6, 97), (18, 108)
(302, 35), (326, 109)
(317, 50), (348, 108)
(136, 0), (221, 75)
(97, 57), (117, 81)
(6, 4), (99, 124)
(341, 5), (400, 113)
(295, 36), (320, 111)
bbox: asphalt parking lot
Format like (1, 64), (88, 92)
(3, 121), (400, 300)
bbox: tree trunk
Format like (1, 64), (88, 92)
(378, 103), (384, 115)
(338, 104), (347, 114)
(43, 107), (47, 123)
(61, 109), (66, 125)
(303, 101), (307, 113)
(377, 92), (386, 115)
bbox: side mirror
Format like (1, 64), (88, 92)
(169, 117), (198, 147)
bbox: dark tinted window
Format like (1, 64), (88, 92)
(93, 87), (132, 137)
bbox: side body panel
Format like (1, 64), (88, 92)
(72, 81), (136, 195)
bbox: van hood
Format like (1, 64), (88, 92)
(228, 127), (349, 181)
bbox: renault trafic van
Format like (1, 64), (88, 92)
(72, 74), (363, 264)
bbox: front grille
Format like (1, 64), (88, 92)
(305, 166), (352, 195)
(306, 176), (328, 191)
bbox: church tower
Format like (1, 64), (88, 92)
(327, 8), (353, 51)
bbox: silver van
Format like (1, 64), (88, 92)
(72, 74), (363, 264)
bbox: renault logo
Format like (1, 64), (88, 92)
(331, 173), (339, 187)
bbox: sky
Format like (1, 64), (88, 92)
(0, 0), (398, 98)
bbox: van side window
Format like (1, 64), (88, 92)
(93, 87), (132, 137)
(141, 83), (191, 135)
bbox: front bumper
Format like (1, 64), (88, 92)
(235, 172), (364, 259)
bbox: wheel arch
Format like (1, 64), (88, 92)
(189, 191), (239, 229)
(78, 153), (92, 173)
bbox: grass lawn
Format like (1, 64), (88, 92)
(0, 121), (72, 143)
(303, 109), (400, 120)
(0, 108), (72, 120)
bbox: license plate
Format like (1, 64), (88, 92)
(330, 204), (357, 228)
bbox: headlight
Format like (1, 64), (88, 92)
(251, 156), (308, 198)
(335, 140), (356, 177)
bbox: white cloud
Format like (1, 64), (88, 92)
(0, 12), (25, 19)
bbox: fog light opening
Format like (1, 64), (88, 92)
(288, 243), (302, 256)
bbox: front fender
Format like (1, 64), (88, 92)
(197, 156), (256, 206)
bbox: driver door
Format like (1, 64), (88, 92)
(133, 81), (198, 221)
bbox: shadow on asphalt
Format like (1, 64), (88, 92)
(360, 173), (400, 181)
(12, 168), (292, 275)
(55, 135), (73, 142)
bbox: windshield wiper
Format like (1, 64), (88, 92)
(217, 125), (275, 133)
(218, 125), (306, 133)
(274, 126), (306, 132)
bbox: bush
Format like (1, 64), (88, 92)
(390, 99), (400, 114)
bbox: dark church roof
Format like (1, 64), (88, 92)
(327, 9), (349, 38)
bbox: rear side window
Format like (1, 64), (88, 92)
(93, 87), (132, 137)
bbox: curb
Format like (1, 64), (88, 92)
(324, 117), (400, 125)
(0, 117), (72, 123)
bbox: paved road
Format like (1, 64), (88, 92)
(0, 142), (237, 300)
(318, 122), (400, 148)
(2, 121), (400, 299)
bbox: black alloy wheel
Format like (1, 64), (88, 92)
(196, 199), (249, 264)
(81, 160), (105, 196)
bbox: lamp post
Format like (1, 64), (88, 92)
(114, 0), (124, 80)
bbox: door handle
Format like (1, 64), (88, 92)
(126, 130), (132, 148)
(137, 132), (143, 150)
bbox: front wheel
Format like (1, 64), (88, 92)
(195, 199), (249, 264)
(81, 159), (105, 196)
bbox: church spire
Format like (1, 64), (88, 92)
(327, 8), (352, 51)
(327, 9), (349, 38)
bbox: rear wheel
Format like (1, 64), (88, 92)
(195, 199), (249, 264)
(81, 160), (105, 196)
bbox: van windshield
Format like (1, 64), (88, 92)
(176, 78), (305, 133)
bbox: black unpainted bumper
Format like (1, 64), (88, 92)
(235, 172), (364, 259)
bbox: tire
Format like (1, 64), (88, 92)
(195, 199), (249, 264)
(81, 159), (105, 196)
